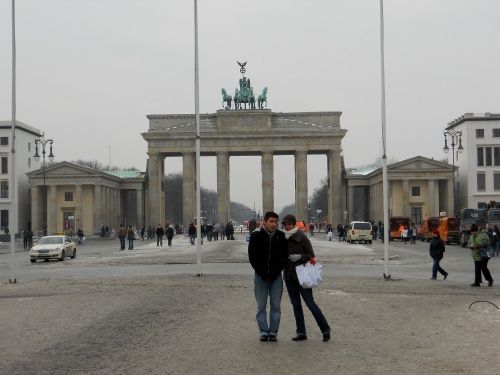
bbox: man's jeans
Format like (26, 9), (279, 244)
(128, 239), (134, 250)
(285, 279), (330, 335)
(254, 273), (283, 336)
(432, 258), (447, 278)
(119, 237), (125, 250)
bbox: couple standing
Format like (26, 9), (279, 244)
(248, 211), (330, 342)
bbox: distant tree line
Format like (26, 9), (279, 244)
(71, 159), (139, 171)
(164, 173), (255, 225)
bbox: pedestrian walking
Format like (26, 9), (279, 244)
(429, 230), (448, 280)
(282, 214), (331, 342)
(101, 224), (105, 238)
(166, 224), (174, 247)
(248, 211), (288, 342)
(219, 222), (226, 240)
(156, 224), (164, 247)
(140, 226), (145, 241)
(118, 224), (127, 250)
(402, 226), (409, 244)
(468, 224), (494, 287)
(26, 229), (33, 249)
(77, 228), (85, 245)
(23, 229), (29, 249)
(494, 225), (500, 257)
(188, 223), (196, 245)
(127, 226), (135, 250)
(213, 223), (220, 241)
(411, 224), (417, 244)
(372, 223), (378, 241)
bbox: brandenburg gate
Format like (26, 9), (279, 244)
(141, 63), (347, 227)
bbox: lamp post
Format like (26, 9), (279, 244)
(443, 129), (463, 217)
(33, 134), (54, 235)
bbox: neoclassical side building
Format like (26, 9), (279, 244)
(142, 110), (347, 227)
(346, 156), (455, 224)
(27, 162), (144, 235)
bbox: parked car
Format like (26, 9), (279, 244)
(346, 221), (373, 244)
(29, 235), (76, 263)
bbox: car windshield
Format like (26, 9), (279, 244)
(38, 237), (63, 245)
(353, 223), (371, 230)
(488, 210), (500, 221)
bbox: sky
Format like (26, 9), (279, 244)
(1, 0), (499, 213)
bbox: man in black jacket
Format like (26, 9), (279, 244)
(429, 230), (448, 280)
(248, 211), (288, 342)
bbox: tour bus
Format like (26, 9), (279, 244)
(421, 217), (441, 242)
(389, 217), (411, 241)
(438, 217), (460, 244)
(459, 208), (487, 247)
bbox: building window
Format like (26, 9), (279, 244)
(495, 147), (500, 166)
(1, 157), (7, 174)
(64, 192), (73, 201)
(411, 186), (420, 196)
(411, 207), (422, 225)
(493, 129), (500, 137)
(28, 142), (31, 152)
(495, 173), (500, 191)
(0, 209), (8, 230)
(477, 147), (484, 166)
(28, 158), (31, 168)
(476, 129), (484, 138)
(477, 173), (486, 192)
(478, 202), (487, 209)
(0, 137), (8, 146)
(0, 181), (8, 198)
(486, 147), (493, 166)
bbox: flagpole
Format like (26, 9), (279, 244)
(380, 0), (390, 280)
(194, 0), (202, 276)
(9, 0), (17, 284)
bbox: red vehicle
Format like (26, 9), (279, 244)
(421, 217), (440, 242)
(389, 217), (411, 241)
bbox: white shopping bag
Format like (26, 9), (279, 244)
(295, 261), (323, 288)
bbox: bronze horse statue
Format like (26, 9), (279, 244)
(258, 87), (268, 109)
(221, 88), (232, 109)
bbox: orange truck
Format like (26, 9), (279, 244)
(421, 217), (440, 242)
(439, 217), (460, 244)
(389, 217), (411, 241)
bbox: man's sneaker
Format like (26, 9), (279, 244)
(488, 280), (494, 287)
(470, 283), (480, 287)
(430, 277), (437, 280)
(443, 273), (448, 280)
(292, 335), (307, 341)
(259, 335), (268, 342)
(268, 334), (277, 342)
(323, 332), (331, 342)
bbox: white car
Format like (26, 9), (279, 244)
(30, 235), (77, 263)
(346, 221), (373, 244)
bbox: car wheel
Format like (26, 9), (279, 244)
(368, 241), (372, 244)
(30, 259), (36, 263)
(59, 250), (65, 261)
(71, 248), (76, 259)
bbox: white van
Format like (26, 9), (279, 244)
(347, 221), (373, 244)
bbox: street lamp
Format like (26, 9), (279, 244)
(33, 133), (54, 235)
(443, 129), (463, 217)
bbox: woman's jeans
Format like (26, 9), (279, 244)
(285, 279), (330, 335)
(254, 273), (283, 336)
(474, 258), (493, 284)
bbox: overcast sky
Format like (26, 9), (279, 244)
(1, 1), (499, 212)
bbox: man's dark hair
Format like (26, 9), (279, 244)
(264, 211), (279, 221)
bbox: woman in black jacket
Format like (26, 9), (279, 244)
(282, 214), (330, 342)
(429, 230), (448, 280)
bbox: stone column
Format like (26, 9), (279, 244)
(104, 187), (110, 226)
(427, 180), (437, 217)
(136, 189), (143, 227)
(183, 152), (196, 227)
(327, 149), (342, 225)
(261, 151), (274, 214)
(94, 185), (103, 231)
(402, 179), (410, 217)
(447, 178), (454, 216)
(295, 151), (308, 221)
(147, 153), (162, 227)
(347, 185), (354, 222)
(75, 184), (83, 230)
(217, 152), (230, 224)
(31, 186), (39, 233)
(110, 187), (116, 227)
(47, 185), (57, 234)
(115, 188), (120, 226)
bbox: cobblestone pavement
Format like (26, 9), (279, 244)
(0, 234), (499, 374)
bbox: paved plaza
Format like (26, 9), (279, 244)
(1, 234), (499, 374)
